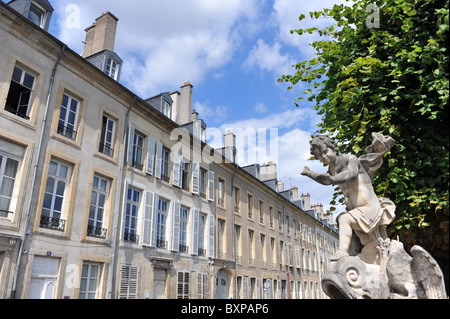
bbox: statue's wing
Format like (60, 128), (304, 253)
(410, 245), (447, 299)
(359, 132), (395, 180)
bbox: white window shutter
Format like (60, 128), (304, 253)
(146, 137), (155, 175)
(126, 125), (135, 165)
(118, 264), (138, 299)
(172, 153), (181, 188)
(120, 181), (129, 241)
(141, 191), (154, 247)
(171, 202), (181, 252)
(207, 214), (215, 258)
(256, 278), (261, 299)
(191, 208), (199, 255)
(278, 280), (282, 299)
(196, 273), (202, 299)
(150, 194), (159, 247)
(207, 171), (214, 201)
(154, 141), (163, 179)
(295, 246), (300, 269)
(242, 277), (248, 299)
(191, 162), (200, 195)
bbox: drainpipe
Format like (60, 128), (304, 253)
(10, 44), (67, 299)
(108, 95), (136, 299)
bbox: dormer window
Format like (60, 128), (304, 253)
(105, 57), (118, 80)
(28, 2), (46, 28)
(162, 101), (172, 120)
(7, 0), (54, 31)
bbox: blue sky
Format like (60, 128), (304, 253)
(9, 0), (348, 216)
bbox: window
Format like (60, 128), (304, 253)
(199, 168), (207, 199)
(28, 2), (45, 27)
(57, 93), (79, 141)
(234, 187), (240, 213)
(130, 132), (144, 170)
(177, 272), (190, 299)
(179, 207), (189, 253)
(118, 264), (138, 299)
(99, 115), (115, 157)
(40, 160), (71, 231)
(269, 206), (274, 228)
(279, 241), (284, 265)
(124, 187), (139, 243)
(236, 276), (242, 299)
(286, 216), (290, 235)
(217, 219), (226, 259)
(87, 175), (109, 239)
(156, 198), (168, 249)
(260, 234), (266, 267)
(161, 147), (170, 182)
(79, 263), (101, 299)
(105, 57), (118, 80)
(217, 178), (225, 207)
(5, 65), (35, 120)
(235, 225), (242, 263)
(278, 211), (283, 232)
(270, 238), (276, 266)
(248, 230), (255, 265)
(198, 214), (207, 256)
(181, 161), (189, 191)
(259, 200), (264, 224)
(197, 273), (209, 299)
(247, 194), (253, 219)
(0, 154), (19, 217)
(162, 101), (172, 120)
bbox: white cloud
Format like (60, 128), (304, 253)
(272, 0), (348, 58)
(253, 103), (268, 113)
(52, 0), (260, 97)
(243, 39), (295, 76)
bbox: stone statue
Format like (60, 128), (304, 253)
(301, 132), (447, 299)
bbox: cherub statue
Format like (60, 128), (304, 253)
(301, 133), (396, 261)
(302, 133), (447, 299)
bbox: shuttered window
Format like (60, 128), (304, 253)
(118, 264), (138, 299)
(177, 271), (189, 299)
(191, 163), (200, 195)
(196, 273), (209, 299)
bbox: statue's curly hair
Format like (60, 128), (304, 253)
(309, 135), (339, 158)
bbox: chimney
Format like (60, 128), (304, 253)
(260, 161), (277, 181)
(301, 193), (311, 210)
(82, 11), (119, 58)
(291, 186), (299, 201)
(277, 180), (284, 192)
(223, 130), (237, 163)
(179, 82), (193, 125)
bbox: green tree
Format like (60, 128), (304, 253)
(280, 0), (448, 283)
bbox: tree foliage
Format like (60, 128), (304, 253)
(279, 0), (449, 259)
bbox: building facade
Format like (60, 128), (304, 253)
(0, 0), (338, 299)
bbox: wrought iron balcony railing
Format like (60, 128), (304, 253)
(40, 215), (66, 232)
(99, 143), (114, 157)
(123, 232), (139, 244)
(57, 124), (77, 141)
(87, 224), (107, 239)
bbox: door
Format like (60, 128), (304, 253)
(216, 269), (229, 299)
(153, 269), (166, 299)
(28, 256), (60, 299)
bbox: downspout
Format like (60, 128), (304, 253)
(108, 95), (136, 299)
(10, 44), (67, 299)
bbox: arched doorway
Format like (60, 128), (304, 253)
(216, 269), (230, 299)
